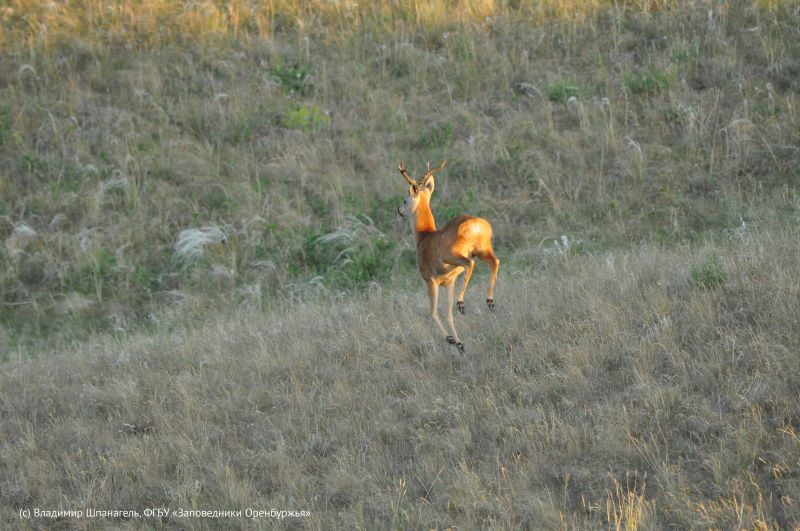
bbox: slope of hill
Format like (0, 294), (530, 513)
(1, 0), (799, 528)
(2, 230), (799, 528)
(1, 0), (798, 349)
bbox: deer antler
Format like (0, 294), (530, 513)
(420, 160), (446, 186)
(398, 161), (415, 186)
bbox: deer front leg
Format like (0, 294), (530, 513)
(444, 281), (465, 354)
(426, 281), (449, 339)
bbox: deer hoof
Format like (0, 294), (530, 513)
(446, 336), (457, 345)
(457, 301), (465, 315)
(456, 342), (465, 354)
(487, 299), (495, 311)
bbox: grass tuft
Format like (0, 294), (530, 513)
(690, 252), (728, 290)
(173, 226), (228, 266)
(623, 67), (671, 95)
(543, 80), (582, 103)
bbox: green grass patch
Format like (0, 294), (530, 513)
(413, 123), (453, 149)
(690, 252), (727, 290)
(292, 216), (398, 288)
(670, 41), (700, 65)
(542, 80), (581, 103)
(623, 67), (670, 95)
(269, 63), (313, 96)
(0, 105), (9, 147)
(281, 105), (330, 130)
(753, 100), (781, 119)
(132, 265), (159, 292)
(434, 186), (481, 223)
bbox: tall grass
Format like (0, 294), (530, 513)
(1, 229), (798, 528)
(1, 1), (799, 526)
(1, 0), (797, 349)
(0, 0), (698, 51)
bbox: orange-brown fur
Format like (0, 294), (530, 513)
(416, 215), (494, 283)
(398, 161), (499, 351)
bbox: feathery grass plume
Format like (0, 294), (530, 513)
(724, 216), (750, 241)
(540, 234), (584, 263)
(173, 225), (227, 266)
(311, 215), (396, 285)
(6, 223), (38, 259)
(315, 215), (385, 262)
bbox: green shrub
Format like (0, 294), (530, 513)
(0, 105), (9, 147)
(543, 80), (581, 103)
(413, 123), (452, 149)
(670, 41), (700, 65)
(435, 186), (480, 223)
(269, 64), (313, 96)
(623, 68), (670, 95)
(281, 105), (330, 130)
(298, 216), (396, 287)
(691, 253), (727, 290)
(132, 265), (159, 292)
(752, 100), (781, 118)
(342, 239), (396, 284)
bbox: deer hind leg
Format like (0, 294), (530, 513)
(442, 253), (472, 315)
(478, 251), (500, 311)
(456, 258), (475, 315)
(444, 280), (465, 353)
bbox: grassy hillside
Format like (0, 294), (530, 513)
(2, 230), (799, 528)
(1, 0), (798, 349)
(1, 0), (800, 528)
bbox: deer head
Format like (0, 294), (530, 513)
(396, 160), (446, 218)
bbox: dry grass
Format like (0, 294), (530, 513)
(1, 0), (798, 349)
(2, 229), (799, 528)
(1, 0), (800, 528)
(0, 0), (668, 50)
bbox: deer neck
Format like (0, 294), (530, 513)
(412, 196), (436, 243)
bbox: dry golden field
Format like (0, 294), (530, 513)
(1, 0), (799, 528)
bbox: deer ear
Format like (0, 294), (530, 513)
(410, 184), (418, 195)
(423, 175), (435, 193)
